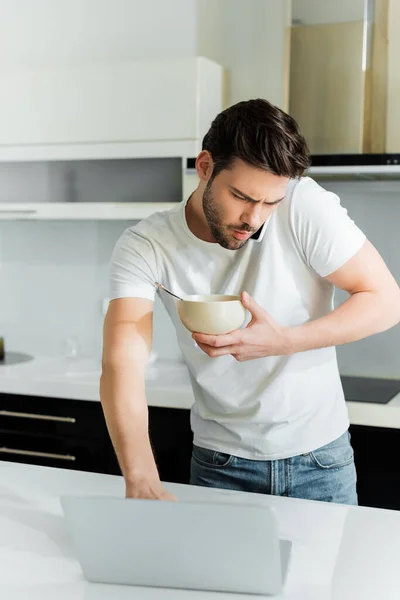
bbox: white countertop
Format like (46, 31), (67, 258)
(0, 356), (194, 410)
(1, 355), (400, 428)
(1, 461), (400, 600)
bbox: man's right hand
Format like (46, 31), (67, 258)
(125, 477), (178, 501)
(101, 298), (178, 503)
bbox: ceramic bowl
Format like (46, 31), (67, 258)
(178, 294), (246, 335)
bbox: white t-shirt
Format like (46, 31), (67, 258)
(109, 177), (366, 460)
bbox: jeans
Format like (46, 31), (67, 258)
(190, 430), (358, 505)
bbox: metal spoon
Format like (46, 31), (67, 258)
(155, 282), (183, 301)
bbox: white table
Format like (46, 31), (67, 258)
(1, 462), (400, 599)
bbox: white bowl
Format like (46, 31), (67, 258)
(178, 294), (246, 335)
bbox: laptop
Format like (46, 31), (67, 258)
(61, 495), (292, 596)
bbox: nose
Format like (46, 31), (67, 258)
(241, 203), (263, 230)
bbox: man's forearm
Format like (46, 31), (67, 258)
(286, 290), (400, 354)
(100, 365), (159, 483)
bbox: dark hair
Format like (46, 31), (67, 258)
(202, 98), (310, 179)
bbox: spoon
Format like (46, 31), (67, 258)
(155, 282), (183, 301)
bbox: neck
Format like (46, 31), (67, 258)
(185, 187), (216, 243)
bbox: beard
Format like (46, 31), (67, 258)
(202, 180), (257, 250)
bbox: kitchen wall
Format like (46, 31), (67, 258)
(197, 0), (291, 108)
(322, 180), (400, 379)
(0, 218), (181, 363)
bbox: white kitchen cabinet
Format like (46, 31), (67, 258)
(0, 57), (216, 219)
(0, 155), (186, 220)
(0, 57), (224, 161)
(0, 202), (178, 220)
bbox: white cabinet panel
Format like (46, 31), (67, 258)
(0, 57), (224, 149)
(0, 203), (177, 220)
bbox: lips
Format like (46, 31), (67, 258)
(232, 230), (251, 240)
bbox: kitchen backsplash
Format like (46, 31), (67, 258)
(0, 218), (182, 362)
(322, 179), (400, 378)
(0, 178), (399, 376)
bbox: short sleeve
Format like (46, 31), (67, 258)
(290, 179), (366, 278)
(109, 227), (158, 301)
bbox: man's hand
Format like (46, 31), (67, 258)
(192, 291), (291, 361)
(125, 477), (178, 501)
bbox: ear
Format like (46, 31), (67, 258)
(196, 150), (214, 182)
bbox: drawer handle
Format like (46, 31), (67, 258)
(0, 410), (76, 423)
(0, 447), (76, 461)
(0, 209), (38, 213)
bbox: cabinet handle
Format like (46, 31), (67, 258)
(0, 447), (76, 461)
(0, 410), (76, 423)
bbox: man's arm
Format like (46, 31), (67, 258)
(286, 239), (400, 352)
(192, 240), (400, 359)
(100, 297), (176, 500)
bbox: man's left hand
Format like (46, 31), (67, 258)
(192, 291), (292, 361)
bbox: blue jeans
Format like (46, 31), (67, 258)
(190, 430), (358, 505)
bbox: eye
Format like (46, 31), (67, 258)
(231, 192), (245, 200)
(231, 192), (257, 204)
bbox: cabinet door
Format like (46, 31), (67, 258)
(0, 393), (106, 439)
(0, 59), (222, 147)
(0, 431), (107, 473)
(0, 393), (110, 475)
(104, 407), (194, 482)
(148, 406), (193, 485)
(350, 425), (400, 510)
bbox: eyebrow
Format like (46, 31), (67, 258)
(229, 186), (285, 206)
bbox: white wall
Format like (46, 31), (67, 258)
(0, 0), (197, 67)
(321, 180), (400, 379)
(292, 0), (365, 25)
(0, 219), (181, 362)
(197, 0), (291, 107)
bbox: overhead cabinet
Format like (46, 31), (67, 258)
(0, 57), (224, 219)
(0, 57), (225, 160)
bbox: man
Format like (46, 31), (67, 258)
(101, 99), (400, 504)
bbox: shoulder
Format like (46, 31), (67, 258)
(132, 203), (181, 237)
(118, 202), (182, 248)
(286, 176), (342, 224)
(289, 176), (338, 208)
